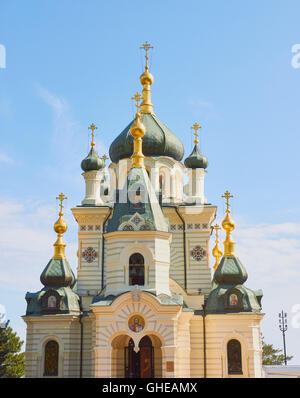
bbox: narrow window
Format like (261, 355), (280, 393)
(44, 340), (59, 376)
(129, 253), (145, 286)
(227, 339), (242, 374)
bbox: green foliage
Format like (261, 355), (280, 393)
(262, 337), (293, 365)
(0, 326), (25, 378)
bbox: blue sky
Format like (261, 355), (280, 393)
(1, 0), (300, 364)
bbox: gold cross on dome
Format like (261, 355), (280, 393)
(88, 123), (98, 147)
(213, 224), (221, 239)
(56, 192), (67, 214)
(222, 190), (233, 212)
(131, 92), (142, 113)
(191, 122), (202, 145)
(102, 154), (108, 162)
(140, 41), (153, 69)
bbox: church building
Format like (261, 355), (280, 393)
(23, 43), (264, 378)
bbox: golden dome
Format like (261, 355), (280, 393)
(140, 69), (154, 86)
(130, 113), (146, 139)
(222, 213), (235, 232)
(54, 214), (68, 234)
(212, 245), (223, 258)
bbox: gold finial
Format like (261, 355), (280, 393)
(88, 123), (98, 147)
(130, 93), (146, 168)
(56, 192), (67, 215)
(212, 224), (223, 272)
(222, 190), (234, 213)
(102, 154), (108, 162)
(140, 41), (153, 70)
(131, 92), (142, 113)
(191, 122), (202, 145)
(221, 190), (236, 257)
(53, 193), (68, 259)
(139, 42), (154, 114)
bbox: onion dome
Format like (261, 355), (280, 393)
(40, 193), (75, 288)
(109, 113), (184, 163)
(109, 43), (184, 163)
(184, 122), (208, 169)
(81, 147), (104, 172)
(184, 145), (208, 169)
(206, 191), (263, 313)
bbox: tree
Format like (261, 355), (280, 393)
(0, 325), (25, 378)
(262, 337), (293, 365)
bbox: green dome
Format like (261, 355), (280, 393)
(214, 256), (248, 285)
(184, 145), (208, 169)
(40, 258), (75, 288)
(205, 256), (263, 314)
(109, 113), (184, 163)
(81, 147), (104, 172)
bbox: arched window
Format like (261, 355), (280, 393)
(227, 339), (242, 375)
(44, 340), (59, 376)
(129, 253), (145, 286)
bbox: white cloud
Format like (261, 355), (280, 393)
(0, 198), (77, 292)
(0, 153), (13, 164)
(35, 85), (108, 187)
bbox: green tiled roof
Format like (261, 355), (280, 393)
(206, 256), (263, 314)
(40, 258), (75, 287)
(107, 167), (168, 233)
(109, 113), (184, 163)
(184, 144), (208, 169)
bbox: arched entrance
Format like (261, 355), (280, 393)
(111, 334), (162, 378)
(125, 336), (153, 378)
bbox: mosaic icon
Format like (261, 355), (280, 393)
(82, 247), (97, 263)
(190, 246), (206, 261)
(128, 315), (145, 333)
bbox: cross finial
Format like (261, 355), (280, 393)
(88, 123), (98, 147)
(56, 192), (67, 215)
(131, 92), (142, 114)
(191, 122), (202, 145)
(222, 190), (234, 213)
(140, 41), (153, 70)
(102, 154), (108, 162)
(213, 224), (221, 238)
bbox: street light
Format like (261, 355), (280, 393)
(278, 310), (288, 365)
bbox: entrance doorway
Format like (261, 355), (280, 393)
(125, 336), (154, 378)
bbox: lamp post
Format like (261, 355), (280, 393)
(278, 310), (288, 365)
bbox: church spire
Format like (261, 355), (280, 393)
(53, 193), (68, 259)
(221, 190), (236, 257)
(212, 224), (223, 272)
(139, 41), (154, 114)
(130, 92), (146, 168)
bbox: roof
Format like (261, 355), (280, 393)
(109, 113), (184, 163)
(106, 167), (168, 233)
(184, 144), (208, 169)
(205, 256), (263, 314)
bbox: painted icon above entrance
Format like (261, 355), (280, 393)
(128, 315), (145, 333)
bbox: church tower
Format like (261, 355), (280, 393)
(23, 43), (264, 378)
